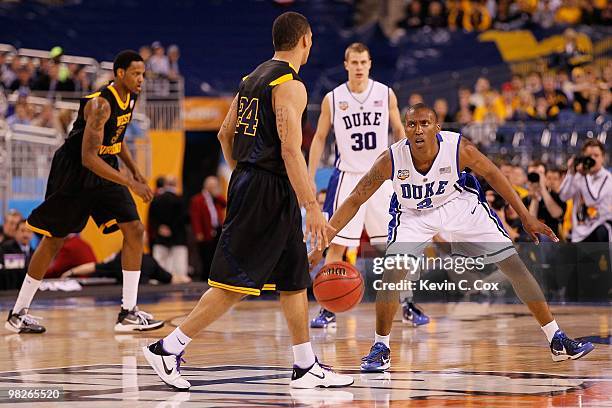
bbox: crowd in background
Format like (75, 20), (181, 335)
(355, 0), (611, 41)
(0, 41), (182, 133)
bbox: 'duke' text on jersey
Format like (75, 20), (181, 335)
(342, 112), (382, 129)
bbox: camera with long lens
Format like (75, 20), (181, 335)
(527, 172), (540, 183)
(574, 155), (596, 172)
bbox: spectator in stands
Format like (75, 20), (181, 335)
(510, 165), (529, 199)
(453, 86), (474, 124)
(402, 0), (425, 29)
(512, 89), (537, 121)
(139, 45), (152, 69)
(571, 67), (598, 114)
(32, 101), (62, 131)
(524, 162), (566, 237)
(9, 66), (33, 93)
(510, 74), (525, 93)
(148, 175), (190, 283)
(537, 72), (569, 111)
(73, 66), (93, 93)
(189, 176), (227, 281)
(433, 98), (449, 124)
(555, 0), (583, 24)
(447, 0), (465, 30)
(0, 209), (23, 244)
(554, 28), (591, 73)
(408, 92), (424, 106)
(148, 41), (170, 77)
(500, 82), (519, 120)
(532, 0), (560, 28)
(45, 234), (96, 278)
(494, 0), (532, 30)
(560, 139), (611, 243)
(6, 101), (32, 128)
(424, 1), (447, 28)
(2, 219), (34, 270)
(525, 71), (543, 95)
(470, 77), (491, 108)
(1, 56), (20, 88)
(546, 167), (564, 194)
(530, 96), (559, 121)
(33, 62), (75, 96)
(473, 91), (505, 124)
(167, 44), (181, 81)
(463, 0), (492, 32)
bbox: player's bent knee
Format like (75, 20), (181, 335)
(120, 220), (145, 241)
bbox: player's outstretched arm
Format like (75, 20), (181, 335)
(82, 97), (152, 202)
(217, 94), (239, 170)
(458, 138), (558, 243)
(274, 80), (328, 250)
(388, 89), (406, 142)
(307, 94), (332, 186)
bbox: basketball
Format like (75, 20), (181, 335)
(313, 261), (364, 313)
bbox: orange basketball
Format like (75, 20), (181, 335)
(313, 261), (364, 313)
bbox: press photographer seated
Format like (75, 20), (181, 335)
(559, 139), (611, 243)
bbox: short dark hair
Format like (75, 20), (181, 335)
(406, 103), (438, 122)
(272, 12), (310, 51)
(581, 139), (605, 155)
(113, 50), (143, 75)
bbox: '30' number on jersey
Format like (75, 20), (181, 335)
(236, 97), (259, 136)
(350, 132), (377, 151)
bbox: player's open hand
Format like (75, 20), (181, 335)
(522, 214), (558, 244)
(304, 203), (329, 251)
(130, 180), (154, 203)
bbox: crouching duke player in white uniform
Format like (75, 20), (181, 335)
(309, 103), (594, 372)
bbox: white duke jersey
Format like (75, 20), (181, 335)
(329, 79), (390, 173)
(389, 131), (463, 210)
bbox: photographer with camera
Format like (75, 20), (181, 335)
(559, 139), (611, 243)
(558, 139), (610, 301)
(525, 162), (566, 239)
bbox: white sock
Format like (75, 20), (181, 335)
(122, 270), (141, 310)
(541, 320), (560, 343)
(13, 275), (42, 313)
(375, 332), (390, 348)
(292, 342), (316, 369)
(163, 327), (192, 355)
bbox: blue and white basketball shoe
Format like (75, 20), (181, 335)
(360, 342), (391, 372)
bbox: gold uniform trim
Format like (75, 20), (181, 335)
(242, 75), (249, 81)
(269, 73), (293, 86)
(208, 279), (261, 296)
(262, 284), (277, 291)
(98, 142), (122, 155)
(25, 220), (52, 237)
(85, 91), (101, 99)
(107, 85), (130, 110)
(101, 219), (118, 230)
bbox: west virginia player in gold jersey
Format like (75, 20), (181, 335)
(6, 50), (163, 334)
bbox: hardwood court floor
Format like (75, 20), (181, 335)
(1, 299), (611, 407)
